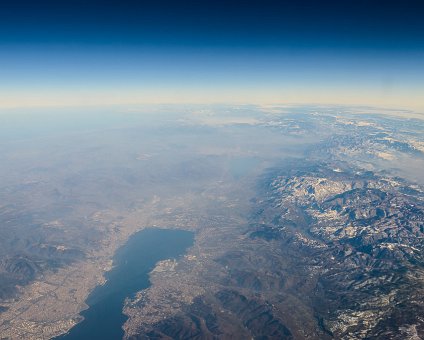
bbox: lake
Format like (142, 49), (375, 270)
(58, 228), (194, 340)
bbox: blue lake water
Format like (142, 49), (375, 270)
(58, 228), (194, 340)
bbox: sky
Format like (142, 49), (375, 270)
(0, 0), (423, 112)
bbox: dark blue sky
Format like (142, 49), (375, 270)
(0, 0), (423, 110)
(1, 0), (423, 49)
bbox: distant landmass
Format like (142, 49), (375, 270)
(0, 105), (423, 339)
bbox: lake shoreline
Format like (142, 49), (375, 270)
(58, 228), (194, 340)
